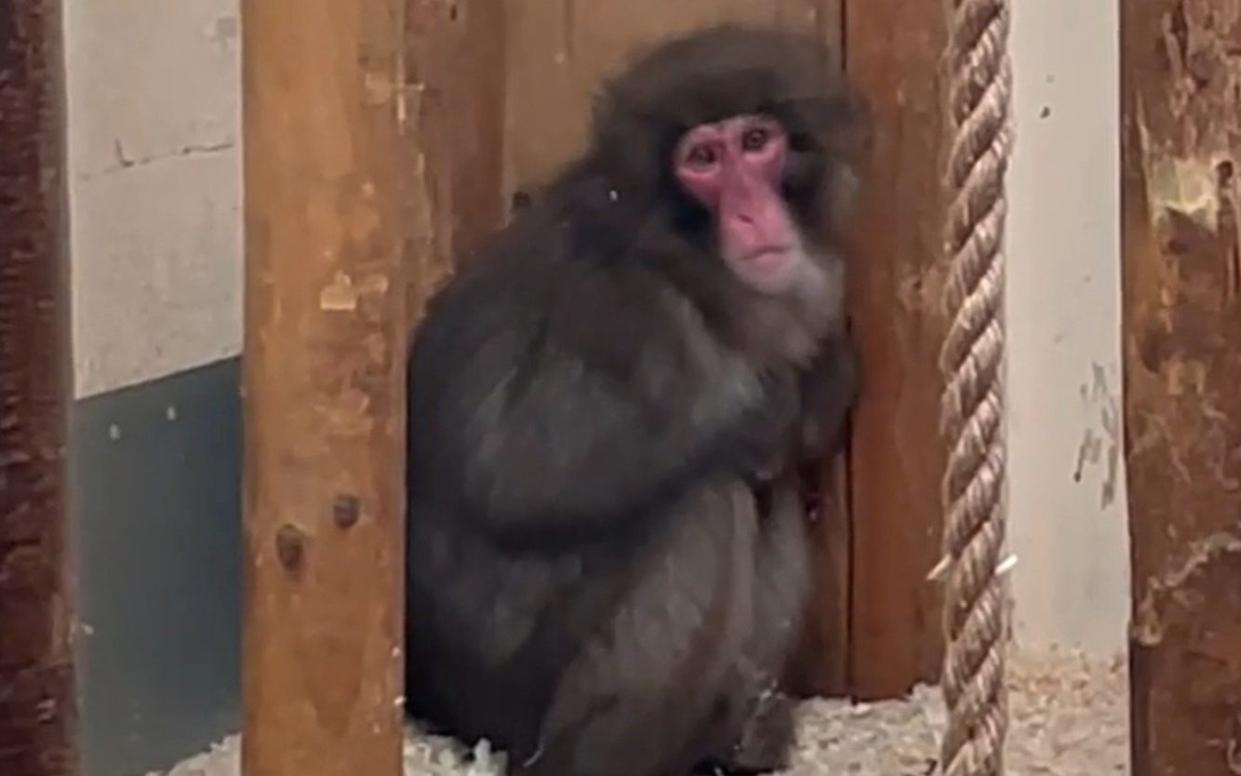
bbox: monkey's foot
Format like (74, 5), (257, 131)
(693, 690), (797, 775)
(689, 762), (775, 776)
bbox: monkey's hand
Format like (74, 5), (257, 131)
(749, 454), (786, 485)
(798, 339), (858, 462)
(736, 367), (801, 483)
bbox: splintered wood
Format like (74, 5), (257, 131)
(1122, 1), (1241, 773)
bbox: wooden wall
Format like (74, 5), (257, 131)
(501, 0), (842, 205)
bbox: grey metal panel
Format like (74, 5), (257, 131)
(71, 358), (242, 776)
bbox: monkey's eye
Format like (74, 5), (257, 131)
(685, 144), (719, 169)
(741, 127), (771, 152)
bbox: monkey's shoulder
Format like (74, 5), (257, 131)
(413, 250), (705, 395)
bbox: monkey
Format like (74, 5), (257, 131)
(402, 23), (866, 776)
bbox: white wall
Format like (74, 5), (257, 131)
(65, 0), (242, 399)
(1007, 1), (1129, 657)
(61, 1), (1130, 655)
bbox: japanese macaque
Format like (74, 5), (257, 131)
(403, 23), (865, 776)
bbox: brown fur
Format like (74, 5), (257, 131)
(403, 24), (865, 776)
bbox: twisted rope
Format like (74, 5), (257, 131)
(931, 1), (1015, 774)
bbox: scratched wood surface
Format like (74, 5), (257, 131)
(404, 0), (508, 319)
(842, 0), (949, 700)
(0, 1), (78, 774)
(240, 0), (410, 773)
(1121, 2), (1241, 774)
(502, 0), (851, 697)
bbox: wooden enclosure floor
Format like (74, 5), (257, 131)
(155, 647), (1127, 776)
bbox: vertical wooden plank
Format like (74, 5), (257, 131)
(501, 0), (851, 699)
(1121, 3), (1241, 774)
(0, 1), (77, 774)
(405, 0), (508, 316)
(842, 0), (948, 700)
(240, 0), (409, 773)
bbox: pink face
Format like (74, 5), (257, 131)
(674, 114), (800, 295)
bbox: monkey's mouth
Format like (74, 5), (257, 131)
(726, 244), (798, 294)
(741, 245), (794, 269)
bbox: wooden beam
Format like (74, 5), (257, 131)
(0, 1), (78, 774)
(841, 0), (948, 701)
(1121, 3), (1241, 774)
(240, 0), (410, 773)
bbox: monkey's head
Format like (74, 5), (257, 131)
(590, 24), (868, 298)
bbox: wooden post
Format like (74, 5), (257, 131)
(1121, 3), (1241, 774)
(240, 0), (410, 773)
(0, 1), (78, 775)
(840, 0), (949, 700)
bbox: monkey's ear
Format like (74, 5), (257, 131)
(587, 86), (668, 190)
(588, 88), (628, 146)
(801, 89), (872, 166)
(824, 160), (863, 230)
(811, 90), (870, 234)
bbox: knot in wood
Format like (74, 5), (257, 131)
(275, 524), (306, 572)
(333, 494), (362, 529)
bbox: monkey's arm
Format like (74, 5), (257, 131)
(448, 347), (796, 539)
